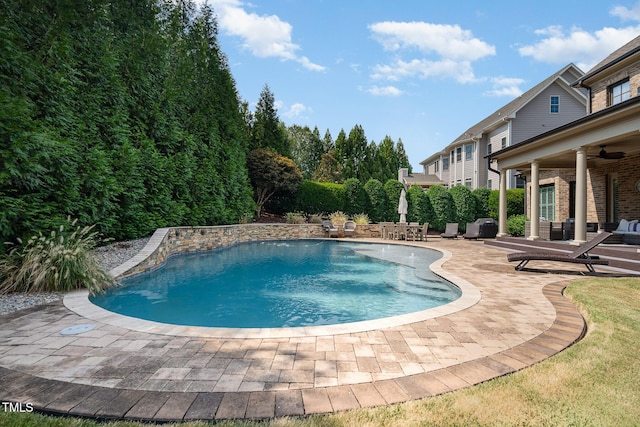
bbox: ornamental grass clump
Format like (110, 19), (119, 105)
(0, 218), (115, 295)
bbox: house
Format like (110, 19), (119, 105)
(488, 35), (640, 243)
(419, 64), (587, 191)
(397, 168), (442, 189)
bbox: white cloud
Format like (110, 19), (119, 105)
(209, 0), (325, 71)
(610, 2), (640, 21)
(367, 85), (404, 96)
(284, 102), (312, 119)
(484, 77), (526, 97)
(368, 21), (495, 85)
(369, 21), (495, 61)
(518, 5), (640, 71)
(371, 58), (477, 84)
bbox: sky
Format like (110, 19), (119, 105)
(203, 0), (640, 170)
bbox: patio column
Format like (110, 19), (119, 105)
(574, 147), (588, 243)
(497, 169), (508, 237)
(528, 160), (540, 240)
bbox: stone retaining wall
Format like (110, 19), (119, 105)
(115, 223), (382, 278)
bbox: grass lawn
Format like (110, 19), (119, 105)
(2, 277), (638, 426)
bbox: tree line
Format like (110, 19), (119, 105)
(0, 0), (414, 248)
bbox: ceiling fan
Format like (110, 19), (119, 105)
(592, 145), (625, 160)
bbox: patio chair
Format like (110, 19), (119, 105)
(322, 220), (339, 238)
(507, 232), (611, 274)
(343, 220), (356, 237)
(462, 222), (480, 239)
(415, 222), (429, 241)
(379, 222), (394, 239)
(393, 222), (408, 240)
(440, 223), (459, 239)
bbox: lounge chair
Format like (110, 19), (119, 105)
(343, 220), (356, 237)
(440, 223), (459, 239)
(462, 222), (480, 239)
(322, 220), (339, 238)
(507, 232), (611, 274)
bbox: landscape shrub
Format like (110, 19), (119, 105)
(0, 218), (115, 295)
(284, 212), (306, 224)
(291, 181), (344, 214)
(448, 185), (476, 231)
(472, 187), (491, 218)
(507, 214), (529, 237)
(343, 178), (367, 216)
(353, 213), (370, 225)
(407, 185), (432, 224)
(488, 189), (526, 219)
(363, 179), (387, 223)
(426, 185), (455, 231)
(329, 211), (348, 226)
(383, 180), (405, 222)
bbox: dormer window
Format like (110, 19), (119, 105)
(609, 79), (630, 106)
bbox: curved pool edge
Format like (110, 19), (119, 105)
(69, 242), (481, 338)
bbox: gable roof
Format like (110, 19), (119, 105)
(574, 35), (640, 87)
(420, 64), (585, 165)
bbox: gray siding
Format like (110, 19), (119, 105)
(511, 83), (586, 144)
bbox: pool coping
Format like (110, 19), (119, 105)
(64, 242), (481, 338)
(0, 237), (588, 422)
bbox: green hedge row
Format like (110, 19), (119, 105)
(268, 179), (525, 232)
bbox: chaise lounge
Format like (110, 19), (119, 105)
(507, 232), (611, 274)
(440, 223), (459, 239)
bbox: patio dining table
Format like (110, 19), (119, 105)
(382, 222), (422, 241)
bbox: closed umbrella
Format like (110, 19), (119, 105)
(398, 188), (408, 223)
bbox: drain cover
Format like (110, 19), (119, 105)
(60, 324), (96, 335)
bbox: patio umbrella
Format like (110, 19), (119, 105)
(398, 188), (408, 223)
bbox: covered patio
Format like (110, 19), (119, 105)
(489, 96), (640, 244)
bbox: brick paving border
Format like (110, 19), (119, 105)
(0, 280), (585, 422)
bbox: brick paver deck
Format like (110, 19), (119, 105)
(0, 238), (597, 422)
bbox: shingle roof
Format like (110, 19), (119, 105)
(577, 35), (640, 84)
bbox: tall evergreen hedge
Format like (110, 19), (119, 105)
(0, 0), (255, 245)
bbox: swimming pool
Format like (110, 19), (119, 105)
(90, 240), (461, 328)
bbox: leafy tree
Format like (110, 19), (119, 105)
(250, 84), (289, 156)
(363, 179), (387, 223)
(312, 150), (343, 183)
(247, 149), (303, 218)
(335, 125), (369, 181)
(288, 125), (324, 179)
(426, 185), (455, 231)
(448, 185), (476, 231)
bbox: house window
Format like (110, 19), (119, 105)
(539, 185), (555, 221)
(487, 143), (492, 154)
(609, 79), (630, 106)
(456, 147), (462, 162)
(501, 137), (507, 149)
(443, 158), (449, 170)
(550, 96), (559, 113)
(487, 179), (493, 190)
(451, 150), (455, 163)
(465, 178), (472, 188)
(465, 144), (473, 160)
(434, 160), (439, 173)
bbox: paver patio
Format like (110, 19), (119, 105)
(0, 238), (600, 421)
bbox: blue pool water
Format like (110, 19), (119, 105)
(90, 240), (460, 328)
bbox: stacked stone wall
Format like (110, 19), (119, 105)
(117, 223), (381, 278)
